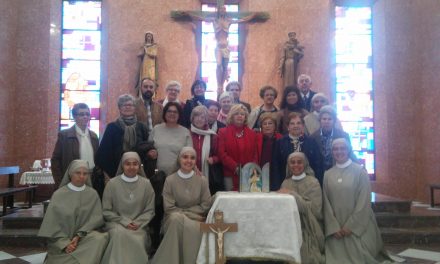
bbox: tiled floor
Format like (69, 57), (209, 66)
(0, 246), (440, 263)
(1, 196), (440, 263)
(0, 248), (45, 264)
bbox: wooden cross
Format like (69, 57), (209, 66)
(171, 0), (269, 94)
(200, 210), (238, 264)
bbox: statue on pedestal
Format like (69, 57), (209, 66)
(137, 31), (158, 88)
(278, 32), (304, 89)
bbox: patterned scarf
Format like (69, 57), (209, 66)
(321, 129), (333, 169)
(289, 135), (304, 152)
(117, 116), (137, 152)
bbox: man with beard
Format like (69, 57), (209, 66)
(134, 78), (163, 252)
(135, 77), (163, 133)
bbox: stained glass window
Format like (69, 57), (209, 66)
(60, 1), (101, 135)
(335, 6), (375, 178)
(201, 4), (239, 100)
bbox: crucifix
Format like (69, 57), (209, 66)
(171, 0), (269, 95)
(200, 210), (238, 264)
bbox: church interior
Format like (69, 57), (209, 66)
(1, 0), (440, 263)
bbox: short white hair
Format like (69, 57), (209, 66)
(297, 74), (312, 84)
(218, 91), (233, 102)
(165, 81), (181, 91)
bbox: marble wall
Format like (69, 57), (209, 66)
(0, 0), (439, 202)
(372, 0), (440, 202)
(102, 0), (333, 123)
(0, 0), (18, 166)
(0, 0), (60, 196)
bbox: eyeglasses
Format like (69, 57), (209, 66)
(75, 112), (90, 117)
(122, 104), (135, 108)
(167, 89), (180, 93)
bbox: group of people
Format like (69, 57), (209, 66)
(44, 74), (390, 263)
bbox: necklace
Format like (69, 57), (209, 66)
(121, 179), (138, 201)
(235, 130), (244, 138)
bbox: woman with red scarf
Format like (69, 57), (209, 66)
(256, 112), (283, 168)
(218, 104), (258, 191)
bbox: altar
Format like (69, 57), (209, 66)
(197, 192), (302, 263)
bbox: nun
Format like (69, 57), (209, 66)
(101, 152), (155, 264)
(323, 138), (390, 263)
(151, 147), (212, 264)
(38, 160), (108, 264)
(278, 152), (325, 264)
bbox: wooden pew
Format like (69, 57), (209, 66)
(0, 166), (37, 216)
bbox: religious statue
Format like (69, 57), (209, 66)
(209, 225), (230, 261)
(278, 32), (304, 89)
(240, 162), (269, 192)
(171, 1), (269, 94)
(137, 31), (158, 88)
(249, 168), (262, 192)
(182, 7), (255, 94)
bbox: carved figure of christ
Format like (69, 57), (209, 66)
(200, 210), (238, 264)
(171, 0), (269, 95)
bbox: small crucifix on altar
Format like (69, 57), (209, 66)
(171, 0), (269, 95)
(200, 210), (238, 264)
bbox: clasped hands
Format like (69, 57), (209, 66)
(65, 236), (80, 254)
(127, 222), (140, 231)
(333, 227), (352, 239)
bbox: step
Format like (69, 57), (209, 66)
(2, 204), (43, 229)
(376, 213), (440, 229)
(0, 221), (46, 247)
(381, 227), (440, 245)
(371, 193), (412, 214)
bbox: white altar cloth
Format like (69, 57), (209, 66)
(197, 192), (302, 263)
(20, 171), (54, 185)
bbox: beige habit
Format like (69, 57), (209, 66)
(281, 152), (325, 264)
(152, 170), (212, 264)
(38, 160), (108, 264)
(101, 152), (155, 264)
(323, 160), (389, 264)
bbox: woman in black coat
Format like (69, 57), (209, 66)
(95, 94), (154, 195)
